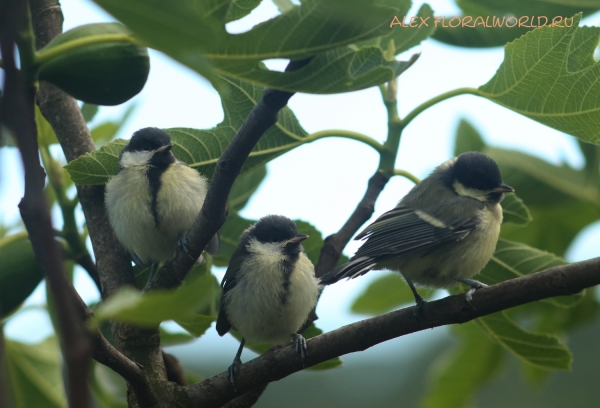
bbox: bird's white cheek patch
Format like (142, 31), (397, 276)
(453, 180), (487, 202)
(415, 210), (447, 228)
(120, 151), (153, 168)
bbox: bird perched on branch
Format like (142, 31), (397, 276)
(105, 127), (219, 291)
(320, 151), (514, 316)
(217, 215), (321, 386)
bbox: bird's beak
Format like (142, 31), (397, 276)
(282, 234), (309, 248)
(155, 144), (173, 154)
(493, 183), (514, 193)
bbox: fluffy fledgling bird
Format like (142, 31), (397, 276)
(217, 215), (321, 386)
(320, 152), (514, 315)
(105, 127), (218, 291)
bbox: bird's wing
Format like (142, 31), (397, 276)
(354, 203), (478, 258)
(215, 243), (247, 336)
(321, 200), (481, 284)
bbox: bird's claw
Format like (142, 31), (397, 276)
(178, 233), (195, 261)
(414, 297), (428, 322)
(459, 279), (488, 307)
(292, 333), (308, 366)
(227, 358), (242, 390)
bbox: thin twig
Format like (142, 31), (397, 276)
(315, 171), (389, 278)
(184, 256), (600, 408)
(0, 1), (91, 406)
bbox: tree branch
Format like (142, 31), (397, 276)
(0, 1), (91, 406)
(184, 257), (600, 407)
(315, 171), (389, 278)
(28, 1), (169, 405)
(155, 59), (311, 290)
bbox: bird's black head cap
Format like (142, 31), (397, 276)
(452, 152), (503, 191)
(251, 215), (299, 244)
(124, 127), (171, 153)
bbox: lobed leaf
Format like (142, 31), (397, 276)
(479, 14), (600, 144)
(65, 75), (309, 184)
(92, 0), (427, 93)
(501, 193), (532, 226)
(479, 239), (583, 308)
(477, 311), (572, 370)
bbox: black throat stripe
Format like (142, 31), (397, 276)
(146, 165), (166, 228)
(279, 252), (300, 305)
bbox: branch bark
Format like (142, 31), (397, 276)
(0, 1), (91, 406)
(155, 58), (312, 290)
(28, 1), (168, 406)
(184, 257), (600, 407)
(315, 171), (389, 278)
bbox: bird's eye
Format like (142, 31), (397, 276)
(142, 144), (151, 151)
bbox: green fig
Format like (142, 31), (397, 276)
(38, 23), (150, 106)
(0, 232), (45, 319)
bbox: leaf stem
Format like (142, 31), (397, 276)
(393, 169), (420, 184)
(35, 34), (142, 67)
(400, 87), (482, 128)
(304, 129), (386, 153)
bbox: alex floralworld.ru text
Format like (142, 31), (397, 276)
(390, 15), (575, 29)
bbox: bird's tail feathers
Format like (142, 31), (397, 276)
(319, 256), (376, 285)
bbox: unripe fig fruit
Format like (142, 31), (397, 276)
(38, 23), (150, 106)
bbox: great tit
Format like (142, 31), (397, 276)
(217, 215), (321, 386)
(104, 127), (219, 291)
(320, 151), (514, 316)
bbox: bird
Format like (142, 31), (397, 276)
(320, 151), (514, 316)
(104, 127), (219, 292)
(216, 215), (321, 386)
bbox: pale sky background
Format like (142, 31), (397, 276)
(2, 0), (600, 371)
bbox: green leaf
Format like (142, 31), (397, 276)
(487, 147), (600, 256)
(64, 139), (126, 185)
(65, 75), (309, 184)
(159, 326), (195, 346)
(501, 193), (532, 226)
(479, 14), (600, 144)
(357, 3), (436, 55)
(91, 272), (215, 327)
(433, 0), (599, 48)
(350, 272), (429, 315)
(479, 239), (583, 308)
(174, 314), (216, 338)
(81, 103), (99, 123)
(228, 165), (267, 212)
(453, 118), (485, 155)
(0, 232), (45, 319)
(423, 322), (504, 408)
(477, 311), (572, 370)
(92, 0), (421, 93)
(4, 337), (67, 408)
